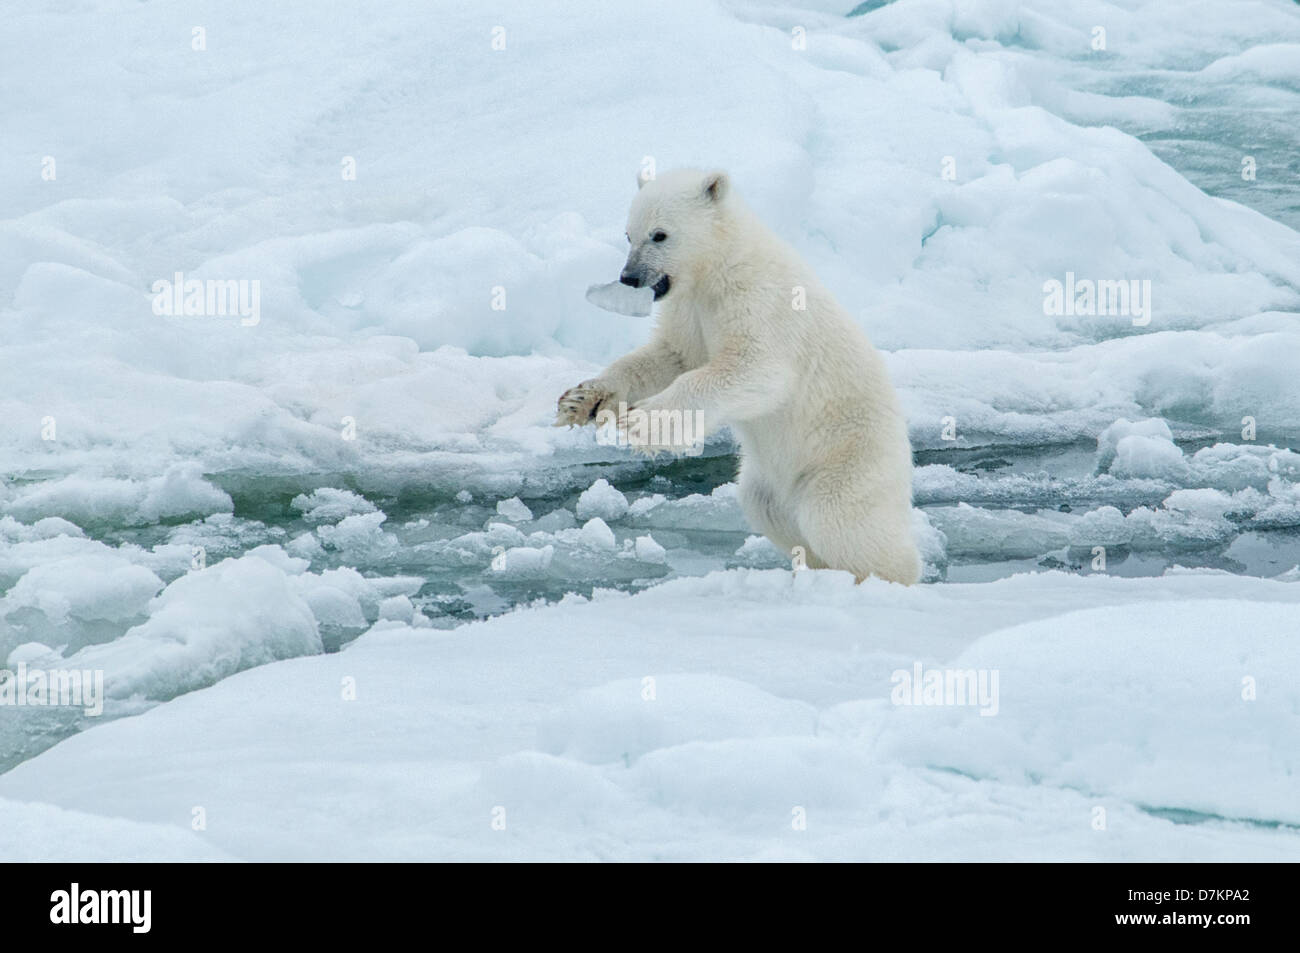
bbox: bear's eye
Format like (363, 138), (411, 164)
(652, 230), (668, 243)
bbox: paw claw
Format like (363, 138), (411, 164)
(555, 379), (617, 428)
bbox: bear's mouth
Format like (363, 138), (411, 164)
(652, 275), (671, 300)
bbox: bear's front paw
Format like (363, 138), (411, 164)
(555, 379), (617, 427)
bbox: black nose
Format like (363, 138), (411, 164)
(619, 271), (642, 288)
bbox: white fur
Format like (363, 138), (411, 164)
(557, 168), (921, 585)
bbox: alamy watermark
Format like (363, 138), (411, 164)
(891, 662), (999, 716)
(50, 883), (150, 933)
(0, 664), (104, 716)
(595, 402), (705, 456)
(152, 271), (260, 326)
(1043, 272), (1151, 326)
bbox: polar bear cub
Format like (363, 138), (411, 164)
(556, 168), (921, 585)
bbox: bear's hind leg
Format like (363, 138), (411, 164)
(796, 496), (921, 586)
(737, 466), (803, 563)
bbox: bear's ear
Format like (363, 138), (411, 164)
(636, 168), (652, 190)
(701, 170), (729, 203)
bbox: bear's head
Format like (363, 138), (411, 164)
(620, 168), (731, 303)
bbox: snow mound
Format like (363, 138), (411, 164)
(70, 551), (322, 702)
(576, 479), (629, 521)
(0, 798), (232, 862)
(4, 465), (232, 528)
(537, 675), (816, 764)
(876, 600), (1300, 826)
(4, 568), (1297, 860)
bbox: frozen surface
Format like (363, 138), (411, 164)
(3, 0), (1300, 859)
(2, 569), (1297, 861)
(3, 0), (1300, 486)
(0, 797), (232, 862)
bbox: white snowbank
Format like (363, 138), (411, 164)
(4, 465), (232, 527)
(1, 0), (1297, 489)
(68, 552), (322, 702)
(3, 568), (1297, 861)
(877, 600), (1300, 825)
(0, 797), (232, 862)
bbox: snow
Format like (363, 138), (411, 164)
(879, 599), (1299, 826)
(316, 511), (392, 556)
(1097, 418), (1179, 475)
(628, 484), (747, 530)
(377, 595), (416, 623)
(495, 498), (534, 523)
(1109, 434), (1190, 483)
(634, 535), (668, 565)
(579, 518), (617, 552)
(290, 488), (378, 524)
(3, 552), (162, 627)
(2, 0), (1300, 860)
(5, 465), (233, 528)
(2, 569), (1297, 861)
(576, 479), (630, 521)
(3, 0), (1299, 490)
(67, 552), (322, 703)
(0, 798), (231, 862)
(498, 545), (555, 576)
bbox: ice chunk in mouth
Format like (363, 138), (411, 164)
(585, 281), (654, 316)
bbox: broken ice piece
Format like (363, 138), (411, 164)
(585, 280), (654, 317)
